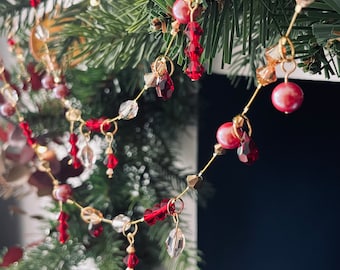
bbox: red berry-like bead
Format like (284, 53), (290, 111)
(172, 0), (191, 24)
(271, 81), (304, 114)
(53, 184), (73, 202)
(216, 122), (242, 149)
(172, 0), (200, 24)
(53, 84), (70, 99)
(0, 103), (16, 117)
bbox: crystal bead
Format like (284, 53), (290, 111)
(123, 253), (139, 268)
(165, 228), (186, 258)
(34, 24), (50, 41)
(86, 117), (111, 133)
(256, 65), (277, 86)
(186, 174), (203, 189)
(184, 42), (204, 61)
(184, 22), (203, 41)
(265, 44), (283, 65)
(119, 100), (139, 120)
(80, 144), (95, 168)
(237, 132), (259, 165)
(185, 61), (204, 81)
(88, 223), (104, 238)
(144, 199), (173, 225)
(112, 214), (131, 233)
(65, 108), (82, 122)
(155, 73), (174, 100)
(144, 72), (157, 88)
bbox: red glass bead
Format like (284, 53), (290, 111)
(184, 22), (203, 41)
(216, 122), (242, 150)
(30, 0), (41, 8)
(106, 153), (118, 169)
(85, 117), (111, 133)
(237, 132), (259, 165)
(124, 253), (139, 268)
(271, 81), (304, 114)
(155, 73), (175, 100)
(53, 184), (73, 202)
(0, 246), (23, 267)
(88, 223), (104, 238)
(143, 199), (174, 225)
(7, 38), (16, 47)
(19, 121), (36, 146)
(57, 211), (69, 244)
(185, 61), (204, 81)
(184, 42), (204, 61)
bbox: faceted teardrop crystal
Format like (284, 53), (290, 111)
(165, 228), (186, 258)
(118, 100), (139, 120)
(112, 214), (131, 233)
(237, 132), (259, 165)
(88, 223), (104, 238)
(80, 144), (95, 168)
(155, 73), (174, 100)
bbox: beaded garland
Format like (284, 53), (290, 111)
(0, 0), (314, 268)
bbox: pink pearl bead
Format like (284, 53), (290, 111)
(53, 184), (72, 202)
(271, 82), (304, 114)
(216, 122), (242, 149)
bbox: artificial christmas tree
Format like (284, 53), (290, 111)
(0, 0), (339, 269)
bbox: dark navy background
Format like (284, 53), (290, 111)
(198, 74), (340, 270)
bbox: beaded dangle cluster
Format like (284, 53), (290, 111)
(0, 0), (315, 268)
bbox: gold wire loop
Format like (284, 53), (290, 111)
(153, 55), (175, 77)
(167, 197), (184, 216)
(278, 36), (295, 61)
(100, 119), (118, 136)
(281, 59), (297, 83)
(80, 206), (103, 225)
(122, 222), (138, 237)
(232, 114), (252, 140)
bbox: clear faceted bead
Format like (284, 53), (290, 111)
(119, 100), (139, 120)
(112, 214), (131, 233)
(65, 108), (82, 122)
(34, 24), (50, 41)
(80, 144), (95, 168)
(165, 228), (186, 258)
(144, 72), (157, 88)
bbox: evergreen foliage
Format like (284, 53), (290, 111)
(0, 0), (339, 269)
